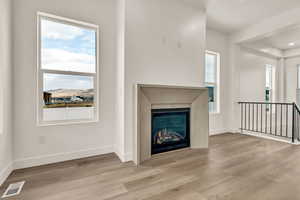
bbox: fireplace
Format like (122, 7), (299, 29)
(135, 84), (209, 164)
(151, 108), (190, 155)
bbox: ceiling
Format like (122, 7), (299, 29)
(184, 0), (300, 33)
(242, 25), (300, 51)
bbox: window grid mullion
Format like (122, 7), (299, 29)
(41, 69), (96, 77)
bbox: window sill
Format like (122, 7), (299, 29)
(37, 119), (99, 127)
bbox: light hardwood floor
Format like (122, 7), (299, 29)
(1, 133), (300, 200)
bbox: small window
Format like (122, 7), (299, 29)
(0, 77), (3, 134)
(37, 12), (99, 125)
(205, 51), (220, 113)
(265, 64), (275, 102)
(297, 65), (300, 89)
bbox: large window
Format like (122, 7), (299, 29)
(205, 51), (220, 113)
(265, 64), (275, 103)
(37, 12), (99, 125)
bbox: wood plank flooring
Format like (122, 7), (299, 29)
(1, 133), (300, 200)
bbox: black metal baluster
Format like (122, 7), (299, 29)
(261, 104), (263, 133)
(295, 109), (299, 139)
(275, 104), (277, 136)
(241, 103), (243, 131)
(280, 104), (283, 137)
(270, 104), (272, 135)
(297, 109), (300, 141)
(252, 104), (254, 131)
(256, 104), (259, 132)
(296, 109), (299, 140)
(292, 104), (295, 143)
(265, 104), (268, 134)
(237, 102), (300, 141)
(248, 103), (250, 130)
(244, 103), (247, 130)
(286, 105), (289, 138)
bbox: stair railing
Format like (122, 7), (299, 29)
(238, 102), (300, 143)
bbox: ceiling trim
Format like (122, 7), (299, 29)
(230, 7), (300, 44)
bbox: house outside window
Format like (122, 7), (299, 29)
(205, 50), (220, 113)
(37, 12), (99, 125)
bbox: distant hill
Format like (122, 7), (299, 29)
(46, 89), (94, 98)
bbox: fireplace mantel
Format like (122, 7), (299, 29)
(134, 84), (209, 165)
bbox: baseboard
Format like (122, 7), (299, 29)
(228, 129), (240, 134)
(114, 146), (125, 162)
(123, 152), (132, 162)
(241, 131), (298, 145)
(13, 145), (114, 169)
(114, 146), (132, 162)
(210, 129), (229, 136)
(0, 162), (13, 186)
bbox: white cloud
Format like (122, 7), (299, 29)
(41, 48), (96, 73)
(41, 19), (85, 40)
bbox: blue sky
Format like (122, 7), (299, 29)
(41, 18), (96, 91)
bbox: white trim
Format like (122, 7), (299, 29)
(37, 119), (99, 127)
(13, 146), (114, 170)
(123, 152), (133, 162)
(241, 130), (300, 145)
(0, 147), (115, 185)
(209, 129), (230, 136)
(114, 145), (132, 162)
(114, 145), (124, 162)
(37, 12), (98, 29)
(36, 12), (100, 126)
(0, 162), (13, 186)
(228, 129), (240, 133)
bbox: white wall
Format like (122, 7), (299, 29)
(239, 48), (278, 102)
(114, 0), (126, 161)
(285, 56), (300, 103)
(206, 29), (231, 134)
(123, 0), (206, 160)
(12, 0), (118, 169)
(3, 0), (241, 172)
(0, 0), (13, 185)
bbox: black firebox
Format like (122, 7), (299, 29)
(151, 108), (190, 155)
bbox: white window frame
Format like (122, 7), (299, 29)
(37, 12), (99, 126)
(205, 50), (220, 114)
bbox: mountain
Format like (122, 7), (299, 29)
(46, 89), (94, 98)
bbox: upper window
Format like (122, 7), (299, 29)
(265, 64), (275, 103)
(37, 12), (99, 125)
(0, 77), (3, 134)
(205, 51), (220, 113)
(297, 65), (300, 89)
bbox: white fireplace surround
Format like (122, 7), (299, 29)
(134, 84), (209, 164)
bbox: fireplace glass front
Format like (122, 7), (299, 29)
(151, 108), (190, 155)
